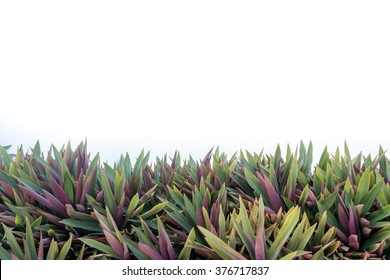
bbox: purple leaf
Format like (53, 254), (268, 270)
(210, 224), (218, 236)
(49, 176), (72, 205)
(213, 174), (222, 189)
(167, 225), (188, 241)
(255, 222), (265, 260)
(203, 148), (213, 165)
(75, 148), (83, 179)
(123, 242), (130, 260)
(142, 170), (154, 189)
(0, 180), (15, 200)
(94, 211), (110, 233)
(42, 237), (52, 246)
(19, 185), (52, 209)
(74, 174), (83, 205)
(264, 206), (276, 215)
(257, 172), (284, 211)
(104, 229), (124, 259)
(203, 179), (214, 192)
(80, 168), (96, 206)
(334, 227), (348, 244)
(348, 207), (357, 236)
(96, 190), (104, 203)
(202, 194), (209, 211)
(337, 203), (349, 235)
(158, 233), (169, 259)
(196, 165), (203, 184)
(210, 201), (220, 227)
(348, 234), (359, 251)
(236, 188), (255, 203)
(359, 218), (370, 227)
(142, 222), (159, 245)
(196, 208), (205, 227)
(38, 232), (44, 260)
(43, 190), (67, 217)
(138, 243), (164, 260)
(167, 171), (175, 187)
(159, 227), (176, 260)
(82, 141), (88, 172)
(0, 215), (15, 227)
(171, 152), (178, 170)
(193, 247), (219, 259)
(307, 188), (316, 202)
(247, 232), (256, 253)
(38, 210), (61, 225)
(114, 195), (126, 225)
(75, 204), (87, 213)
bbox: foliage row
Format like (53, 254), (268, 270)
(1, 141), (390, 259)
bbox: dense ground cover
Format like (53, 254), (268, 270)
(0, 142), (390, 259)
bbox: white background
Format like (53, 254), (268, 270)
(2, 260), (390, 280)
(1, 0), (390, 163)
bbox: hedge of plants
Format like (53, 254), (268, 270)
(0, 141), (390, 260)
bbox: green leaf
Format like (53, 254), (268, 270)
(101, 171), (116, 214)
(267, 206), (300, 260)
(79, 238), (117, 257)
(166, 210), (193, 233)
(320, 227), (335, 245)
(218, 206), (227, 242)
(61, 159), (75, 203)
(25, 218), (37, 259)
(298, 185), (310, 207)
(286, 218), (306, 251)
(303, 141), (313, 176)
(60, 219), (101, 232)
(114, 169), (126, 203)
(32, 141), (41, 155)
(46, 239), (59, 260)
(139, 202), (168, 219)
(362, 180), (383, 215)
(30, 216), (43, 229)
(183, 195), (197, 224)
(232, 218), (254, 259)
(0, 245), (12, 260)
(0, 145), (12, 170)
(311, 240), (340, 260)
(367, 204), (390, 224)
(238, 197), (255, 240)
(325, 163), (333, 192)
(362, 228), (390, 249)
(123, 237), (149, 260)
(85, 154), (100, 181)
(232, 197), (256, 259)
(15, 177), (43, 194)
(168, 186), (185, 209)
(297, 223), (316, 250)
(317, 202), (341, 229)
(57, 236), (72, 260)
(285, 158), (298, 200)
(198, 226), (246, 260)
(125, 193), (140, 220)
(179, 228), (196, 260)
(318, 147), (329, 170)
(77, 244), (86, 260)
(243, 168), (268, 202)
(280, 250), (309, 260)
(355, 168), (371, 204)
(320, 191), (338, 210)
(3, 224), (25, 259)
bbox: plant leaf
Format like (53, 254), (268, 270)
(267, 206), (300, 259)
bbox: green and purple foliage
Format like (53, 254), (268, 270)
(0, 141), (390, 260)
